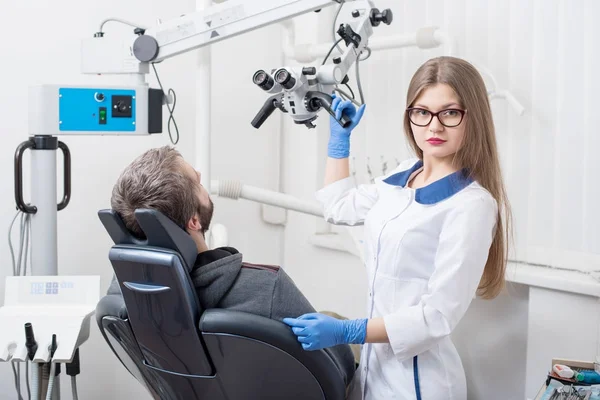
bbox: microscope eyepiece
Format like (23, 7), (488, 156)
(274, 69), (296, 89)
(253, 70), (275, 91)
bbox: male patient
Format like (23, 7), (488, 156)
(106, 146), (357, 392)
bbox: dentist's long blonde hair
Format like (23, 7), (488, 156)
(403, 56), (512, 299)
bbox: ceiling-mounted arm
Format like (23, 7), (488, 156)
(84, 0), (346, 74)
(136, 0), (339, 63)
(81, 0), (392, 130)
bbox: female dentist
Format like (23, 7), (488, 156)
(284, 56), (512, 399)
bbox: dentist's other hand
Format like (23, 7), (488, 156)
(283, 312), (367, 351)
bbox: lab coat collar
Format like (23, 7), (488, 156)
(382, 159), (474, 204)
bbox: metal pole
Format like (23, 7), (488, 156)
(30, 137), (58, 276)
(15, 135), (68, 399)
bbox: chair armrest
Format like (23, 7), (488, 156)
(96, 294), (128, 327)
(200, 309), (345, 382)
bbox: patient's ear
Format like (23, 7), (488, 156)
(186, 214), (201, 233)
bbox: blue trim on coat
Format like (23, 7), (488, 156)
(383, 159), (474, 204)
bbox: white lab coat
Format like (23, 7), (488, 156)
(316, 158), (498, 400)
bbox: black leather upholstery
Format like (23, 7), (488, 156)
(96, 209), (348, 399)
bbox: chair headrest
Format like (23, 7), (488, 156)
(98, 209), (198, 271)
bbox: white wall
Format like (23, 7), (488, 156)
(452, 282), (529, 399)
(207, 20), (285, 267)
(0, 0), (198, 398)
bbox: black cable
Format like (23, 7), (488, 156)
(359, 46), (372, 61)
(334, 88), (361, 106)
(11, 362), (18, 394)
(151, 63), (180, 145)
(12, 361), (23, 400)
(355, 54), (365, 105)
(322, 38), (344, 66)
(17, 363), (21, 399)
(328, 0), (367, 105)
(98, 18), (147, 34)
(344, 83), (355, 99)
(335, 89), (349, 101)
(25, 361), (30, 400)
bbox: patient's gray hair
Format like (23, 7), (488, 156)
(111, 146), (200, 239)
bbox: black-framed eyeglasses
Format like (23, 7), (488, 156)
(406, 107), (467, 128)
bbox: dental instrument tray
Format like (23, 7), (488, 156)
(0, 276), (100, 363)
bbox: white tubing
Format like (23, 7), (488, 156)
(45, 363), (56, 400)
(415, 26), (439, 49)
(31, 362), (39, 400)
(433, 29), (454, 56)
(367, 33), (418, 52)
(212, 180), (324, 217)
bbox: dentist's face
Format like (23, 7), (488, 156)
(408, 83), (467, 161)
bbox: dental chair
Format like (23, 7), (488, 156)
(95, 208), (349, 400)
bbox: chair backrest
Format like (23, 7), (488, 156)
(97, 208), (349, 400)
(98, 209), (213, 376)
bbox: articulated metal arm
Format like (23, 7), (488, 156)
(82, 0), (392, 129)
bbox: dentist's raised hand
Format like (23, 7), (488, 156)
(328, 95), (366, 159)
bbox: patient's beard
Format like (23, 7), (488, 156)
(200, 198), (214, 236)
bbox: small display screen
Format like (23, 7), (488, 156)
(30, 282), (58, 295)
(29, 281), (74, 295)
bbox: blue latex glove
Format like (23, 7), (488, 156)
(283, 313), (368, 351)
(328, 94), (366, 159)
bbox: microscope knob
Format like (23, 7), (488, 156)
(381, 9), (393, 25)
(370, 8), (394, 26)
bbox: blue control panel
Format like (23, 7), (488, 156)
(58, 88), (136, 132)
